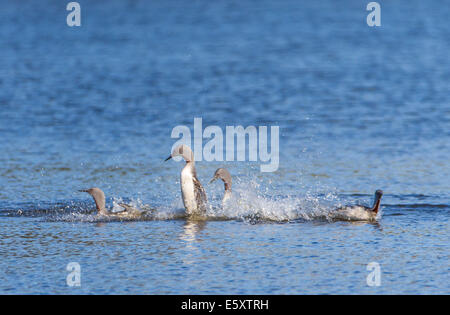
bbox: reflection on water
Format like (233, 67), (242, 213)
(0, 205), (448, 294)
(180, 220), (207, 265)
(180, 220), (206, 243)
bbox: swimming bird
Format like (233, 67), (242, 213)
(209, 168), (232, 206)
(331, 190), (383, 221)
(165, 144), (208, 217)
(79, 187), (145, 218)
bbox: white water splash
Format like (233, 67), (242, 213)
(205, 178), (339, 223)
(46, 177), (381, 223)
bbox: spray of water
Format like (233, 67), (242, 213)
(41, 172), (380, 223)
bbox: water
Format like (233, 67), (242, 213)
(0, 0), (448, 294)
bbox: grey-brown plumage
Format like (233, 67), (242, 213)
(210, 168), (232, 205)
(79, 187), (146, 218)
(79, 188), (108, 215)
(331, 190), (383, 221)
(117, 203), (144, 216)
(193, 175), (208, 213)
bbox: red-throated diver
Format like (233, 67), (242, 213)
(209, 168), (232, 206)
(79, 187), (145, 217)
(165, 144), (208, 217)
(331, 190), (383, 221)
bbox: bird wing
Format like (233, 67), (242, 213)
(118, 203), (142, 215)
(193, 176), (208, 214)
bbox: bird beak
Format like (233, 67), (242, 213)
(164, 155), (172, 162)
(79, 189), (89, 193)
(209, 177), (217, 184)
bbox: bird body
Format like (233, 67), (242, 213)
(331, 190), (383, 221)
(180, 163), (198, 214)
(331, 205), (377, 221)
(80, 187), (150, 218)
(166, 144), (208, 217)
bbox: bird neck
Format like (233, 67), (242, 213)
(223, 189), (232, 204)
(221, 181), (232, 205)
(371, 197), (381, 213)
(93, 196), (108, 215)
(183, 161), (196, 175)
(185, 159), (195, 166)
